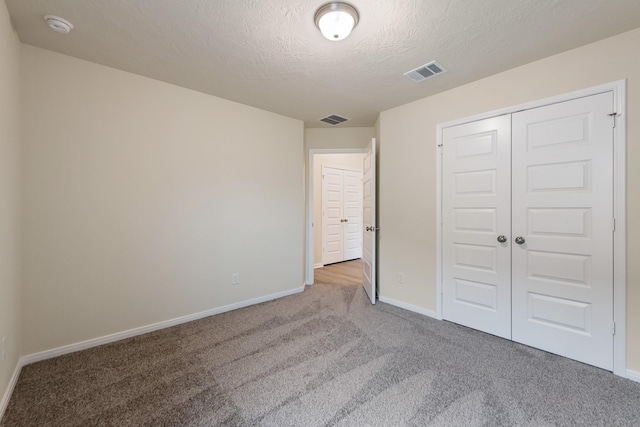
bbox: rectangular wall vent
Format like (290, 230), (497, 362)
(404, 61), (447, 83)
(320, 114), (349, 125)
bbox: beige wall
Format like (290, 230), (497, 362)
(313, 153), (364, 266)
(305, 127), (373, 151)
(378, 27), (640, 371)
(21, 46), (304, 354)
(0, 1), (21, 411)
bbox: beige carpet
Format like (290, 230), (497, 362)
(2, 282), (640, 426)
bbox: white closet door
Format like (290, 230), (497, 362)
(322, 166), (344, 265)
(442, 116), (512, 339)
(511, 92), (614, 370)
(343, 170), (363, 260)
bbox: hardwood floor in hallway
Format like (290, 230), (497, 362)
(313, 259), (363, 286)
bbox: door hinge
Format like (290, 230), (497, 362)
(612, 217), (616, 232)
(612, 322), (616, 335)
(608, 112), (617, 128)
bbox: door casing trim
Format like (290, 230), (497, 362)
(435, 80), (627, 377)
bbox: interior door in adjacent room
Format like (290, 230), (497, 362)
(362, 138), (377, 304)
(322, 166), (345, 265)
(343, 169), (363, 260)
(322, 166), (363, 265)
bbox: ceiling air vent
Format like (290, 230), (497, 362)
(404, 61), (447, 83)
(320, 114), (350, 125)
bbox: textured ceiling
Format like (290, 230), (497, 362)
(6, 0), (640, 127)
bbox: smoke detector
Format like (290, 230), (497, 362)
(44, 15), (74, 34)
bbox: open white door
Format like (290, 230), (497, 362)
(362, 138), (376, 304)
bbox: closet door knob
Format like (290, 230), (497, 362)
(497, 235), (507, 243)
(515, 236), (526, 245)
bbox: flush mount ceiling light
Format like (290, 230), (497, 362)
(44, 15), (74, 34)
(314, 2), (359, 41)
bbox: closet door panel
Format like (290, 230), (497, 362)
(511, 92), (614, 370)
(442, 115), (512, 339)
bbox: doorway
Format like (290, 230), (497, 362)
(306, 149), (366, 285)
(306, 139), (378, 304)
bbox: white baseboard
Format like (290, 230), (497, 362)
(379, 295), (440, 320)
(22, 285), (305, 366)
(0, 357), (23, 422)
(627, 369), (640, 383)
(314, 263), (323, 269)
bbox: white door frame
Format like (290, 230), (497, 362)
(435, 80), (627, 377)
(306, 148), (367, 285)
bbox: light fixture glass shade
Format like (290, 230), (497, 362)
(315, 3), (359, 41)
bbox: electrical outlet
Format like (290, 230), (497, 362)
(397, 272), (405, 284)
(232, 273), (239, 285)
(1, 337), (6, 361)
